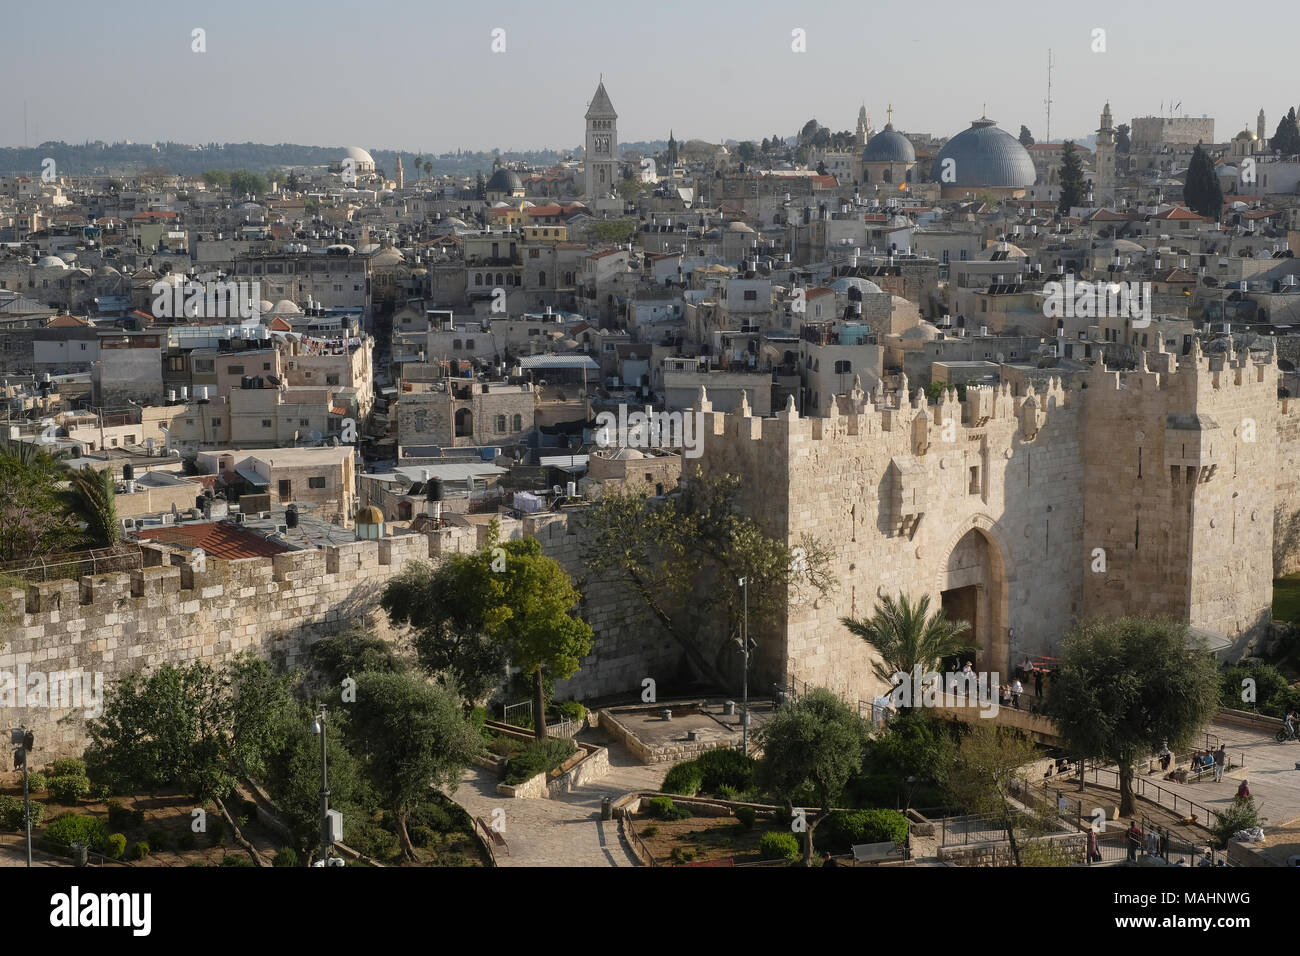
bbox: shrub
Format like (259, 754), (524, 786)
(42, 813), (109, 854)
(146, 829), (170, 852)
(694, 748), (756, 792)
(207, 817), (226, 846)
(470, 706), (489, 734)
(129, 841), (150, 860)
(220, 853), (253, 866)
(273, 847), (299, 868)
(25, 772), (48, 793)
(556, 700), (587, 724)
(645, 796), (690, 821)
(661, 760), (704, 796)
(410, 801), (454, 833)
(0, 794), (45, 830)
(130, 809), (146, 829)
(177, 831), (196, 851)
(91, 783), (113, 800)
(47, 775), (91, 805)
(818, 809), (908, 852)
(670, 845), (697, 864)
(641, 825), (659, 838)
(716, 784), (738, 800)
(409, 825), (435, 849)
(501, 738), (577, 786)
(735, 806), (757, 830)
(105, 833), (127, 860)
(241, 799), (258, 820)
(347, 822), (399, 861)
(50, 758), (87, 778)
(758, 831), (801, 862)
(106, 800), (133, 830)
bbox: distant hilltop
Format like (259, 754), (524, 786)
(0, 139), (671, 178)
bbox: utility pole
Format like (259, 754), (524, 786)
(1045, 49), (1054, 145)
(738, 577), (750, 755)
(11, 728), (33, 867)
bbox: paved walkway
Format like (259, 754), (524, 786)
(451, 729), (668, 867)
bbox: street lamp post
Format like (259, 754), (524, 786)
(10, 728), (32, 867)
(312, 705), (330, 866)
(738, 577), (750, 755)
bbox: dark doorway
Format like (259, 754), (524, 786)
(942, 585), (979, 668)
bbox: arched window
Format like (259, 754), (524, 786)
(512, 414), (523, 431)
(495, 414), (506, 432)
(496, 273), (504, 286)
(474, 273), (482, 286)
(883, 168), (892, 184)
(454, 408), (473, 437)
(538, 271), (546, 287)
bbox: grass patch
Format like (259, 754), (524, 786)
(1275, 575), (1300, 624)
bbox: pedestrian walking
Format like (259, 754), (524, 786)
(1011, 678), (1023, 710)
(1127, 821), (1142, 862)
(1213, 745), (1226, 782)
(1087, 829), (1101, 863)
(1158, 741), (1172, 771)
(1236, 779), (1251, 801)
(1033, 668), (1044, 698)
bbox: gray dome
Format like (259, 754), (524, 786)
(932, 119), (1036, 189)
(861, 125), (916, 164)
(486, 168), (523, 192)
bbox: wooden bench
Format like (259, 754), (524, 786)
(851, 841), (904, 863)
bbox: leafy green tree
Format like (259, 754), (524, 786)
(484, 532), (593, 739)
(588, 220), (637, 243)
(1269, 109), (1300, 156)
(798, 119), (820, 145)
(866, 709), (956, 810)
(1018, 125), (1035, 147)
(1044, 616), (1220, 816)
(580, 471), (835, 690)
(285, 171), (300, 192)
(1183, 144), (1223, 218)
(1057, 141), (1086, 214)
(380, 558), (509, 703)
(57, 466), (121, 549)
(261, 699), (371, 859)
(0, 441), (73, 560)
(755, 687), (871, 865)
(616, 178), (647, 202)
(735, 141), (759, 163)
(840, 593), (972, 696)
(475, 170), (486, 199)
(201, 170), (231, 190)
(228, 169), (268, 197)
(945, 724), (1044, 866)
(348, 671), (483, 859)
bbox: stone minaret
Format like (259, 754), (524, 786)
(1094, 102), (1116, 204)
(584, 79), (618, 200)
(394, 155), (404, 189)
(1258, 109), (1266, 143)
(856, 105), (870, 147)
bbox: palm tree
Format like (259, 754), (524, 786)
(841, 593), (973, 688)
(58, 466), (122, 549)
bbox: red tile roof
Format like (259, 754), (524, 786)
(132, 522), (291, 559)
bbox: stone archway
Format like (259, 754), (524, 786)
(934, 518), (1012, 675)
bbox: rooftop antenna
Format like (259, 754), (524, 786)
(1044, 49), (1054, 143)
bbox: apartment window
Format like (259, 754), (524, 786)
(529, 248), (539, 259)
(834, 360), (852, 374)
(959, 249), (969, 261)
(326, 373), (339, 385)
(969, 465), (980, 494)
(278, 479), (292, 500)
(308, 476), (326, 489)
(645, 472), (653, 482)
(495, 414), (506, 432)
(305, 371), (312, 378)
(261, 419), (272, 428)
(228, 365), (244, 375)
(186, 419), (194, 426)
(299, 418), (310, 427)
(263, 362), (271, 371)
(195, 359), (214, 373)
(211, 417), (221, 427)
(475, 273), (483, 286)
(512, 414), (522, 431)
(743, 290), (757, 301)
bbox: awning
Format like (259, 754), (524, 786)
(234, 466), (269, 487)
(1188, 627), (1234, 657)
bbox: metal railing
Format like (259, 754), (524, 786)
(498, 700), (577, 739)
(0, 546), (143, 583)
(1071, 764), (1218, 825)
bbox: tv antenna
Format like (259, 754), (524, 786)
(1044, 49), (1054, 143)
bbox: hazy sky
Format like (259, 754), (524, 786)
(4, 0), (1295, 153)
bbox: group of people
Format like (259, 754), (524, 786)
(1161, 743), (1228, 783)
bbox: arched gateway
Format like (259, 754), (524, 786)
(934, 518), (1012, 676)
